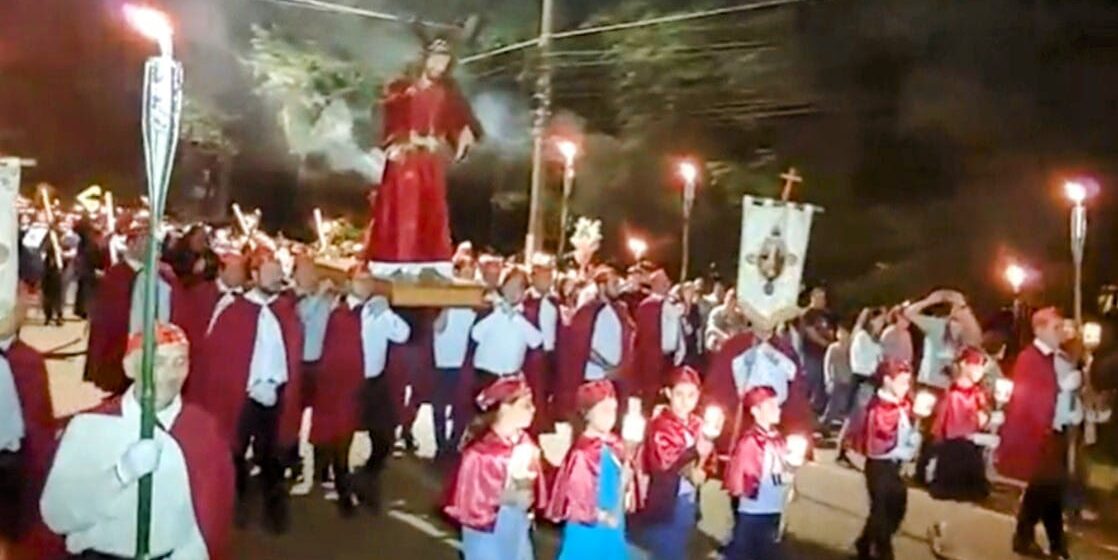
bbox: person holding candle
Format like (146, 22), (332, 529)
(445, 376), (546, 560)
(548, 380), (634, 559)
(928, 347), (992, 502)
(850, 359), (920, 560)
(724, 386), (793, 560)
(311, 265), (410, 517)
(631, 366), (711, 560)
(996, 308), (1073, 559)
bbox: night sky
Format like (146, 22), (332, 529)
(3, 0), (1118, 316)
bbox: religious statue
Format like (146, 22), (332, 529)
(364, 25), (483, 280)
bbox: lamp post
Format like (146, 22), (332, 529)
(678, 160), (699, 281)
(1065, 180), (1089, 328)
(1004, 262), (1030, 355)
(556, 139), (579, 260)
(124, 5), (183, 558)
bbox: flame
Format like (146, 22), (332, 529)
(123, 4), (173, 55)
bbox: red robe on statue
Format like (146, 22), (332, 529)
(705, 332), (813, 454)
(9, 341), (64, 560)
(634, 294), (672, 404)
(444, 429), (548, 531)
(309, 304), (364, 446)
(996, 344), (1063, 482)
(546, 433), (630, 524)
(185, 296), (304, 450)
(555, 299), (634, 420)
(83, 262), (182, 395)
(365, 76), (483, 264)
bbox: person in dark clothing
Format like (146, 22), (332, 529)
(73, 220), (105, 320)
(170, 225), (218, 288)
(40, 240), (64, 326)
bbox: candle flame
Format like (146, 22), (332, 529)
(914, 390), (938, 418)
(702, 405), (725, 439)
(124, 4), (173, 55)
(994, 378), (1015, 405)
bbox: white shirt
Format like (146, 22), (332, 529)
(296, 292), (333, 362)
(914, 317), (957, 389)
(245, 290), (289, 407)
(0, 337), (24, 452)
(731, 341), (797, 403)
(205, 280), (242, 337)
(585, 304), (623, 381)
(434, 308), (478, 369)
(40, 390), (208, 559)
(661, 299), (687, 366)
(354, 296), (411, 379)
(849, 329), (883, 377)
(537, 295), (559, 352)
(472, 305), (543, 375)
(126, 258), (172, 335)
(738, 439), (790, 515)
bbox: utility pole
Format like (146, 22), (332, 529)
(524, 0), (554, 258)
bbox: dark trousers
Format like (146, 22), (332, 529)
(804, 353), (827, 415)
(858, 459), (907, 560)
(314, 435), (354, 511)
(356, 376), (396, 509)
(42, 269), (63, 324)
(725, 512), (783, 560)
(1015, 479), (1066, 554)
(0, 450), (25, 542)
(74, 275), (96, 319)
(432, 366), (463, 461)
(234, 399), (287, 529)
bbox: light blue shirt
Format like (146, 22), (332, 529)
(296, 292), (333, 362)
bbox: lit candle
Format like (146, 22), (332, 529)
(914, 390), (938, 418)
(702, 405), (725, 439)
(1084, 322), (1102, 351)
(508, 443), (538, 481)
(622, 401), (646, 444)
(994, 378), (1015, 406)
(786, 434), (809, 467)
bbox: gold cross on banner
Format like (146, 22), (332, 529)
(780, 167), (803, 201)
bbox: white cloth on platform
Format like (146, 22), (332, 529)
(434, 308), (477, 369)
(355, 295), (411, 378)
(585, 304), (622, 381)
(0, 337), (24, 452)
(245, 289), (288, 407)
(40, 389), (207, 559)
(126, 258), (172, 335)
(472, 305), (543, 375)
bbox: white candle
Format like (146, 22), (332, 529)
(786, 434), (809, 467)
(914, 390), (938, 418)
(622, 408), (646, 444)
(702, 405), (725, 440)
(994, 378), (1015, 406)
(1084, 322), (1102, 351)
(508, 443), (538, 481)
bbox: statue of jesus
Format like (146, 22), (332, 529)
(364, 35), (482, 279)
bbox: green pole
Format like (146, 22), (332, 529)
(135, 220), (160, 559)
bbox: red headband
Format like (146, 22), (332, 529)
(956, 346), (986, 367)
(125, 323), (189, 357)
(742, 385), (778, 410)
(476, 376), (531, 412)
(577, 380), (616, 411)
(667, 366), (702, 389)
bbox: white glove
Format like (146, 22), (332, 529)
(248, 381), (279, 407)
(116, 439), (163, 486)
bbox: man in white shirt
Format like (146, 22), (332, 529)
(41, 323), (234, 560)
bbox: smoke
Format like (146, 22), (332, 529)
(470, 90), (533, 157)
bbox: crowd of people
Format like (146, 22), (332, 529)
(1, 202), (1112, 560)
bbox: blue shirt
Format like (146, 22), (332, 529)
(297, 293), (333, 362)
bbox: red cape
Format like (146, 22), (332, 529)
(310, 304), (364, 445)
(185, 295), (304, 449)
(996, 345), (1062, 482)
(725, 427), (786, 499)
(931, 383), (989, 441)
(83, 263), (183, 394)
(634, 294), (672, 403)
(555, 299), (634, 420)
(384, 309), (433, 431)
(546, 433), (628, 524)
(82, 397), (235, 560)
(705, 332), (813, 454)
(631, 409), (703, 524)
(522, 295), (559, 429)
(444, 429), (547, 531)
(848, 394), (912, 457)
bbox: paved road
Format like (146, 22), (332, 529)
(24, 317), (1118, 559)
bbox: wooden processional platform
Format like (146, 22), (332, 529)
(316, 258), (487, 308)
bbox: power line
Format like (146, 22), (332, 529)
(252, 0), (456, 29)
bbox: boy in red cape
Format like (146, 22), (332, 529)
(548, 380), (635, 559)
(849, 359), (920, 560)
(41, 323), (234, 559)
(633, 269), (686, 407)
(996, 308), (1071, 559)
(311, 265), (409, 516)
(555, 266), (635, 420)
(631, 366), (712, 560)
(84, 228), (183, 395)
(724, 386), (793, 560)
(184, 252), (303, 534)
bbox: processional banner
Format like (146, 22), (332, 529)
(736, 195), (822, 329)
(0, 158), (20, 315)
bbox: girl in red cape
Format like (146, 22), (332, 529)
(445, 376), (547, 560)
(548, 380), (635, 559)
(630, 367), (712, 560)
(928, 347), (992, 502)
